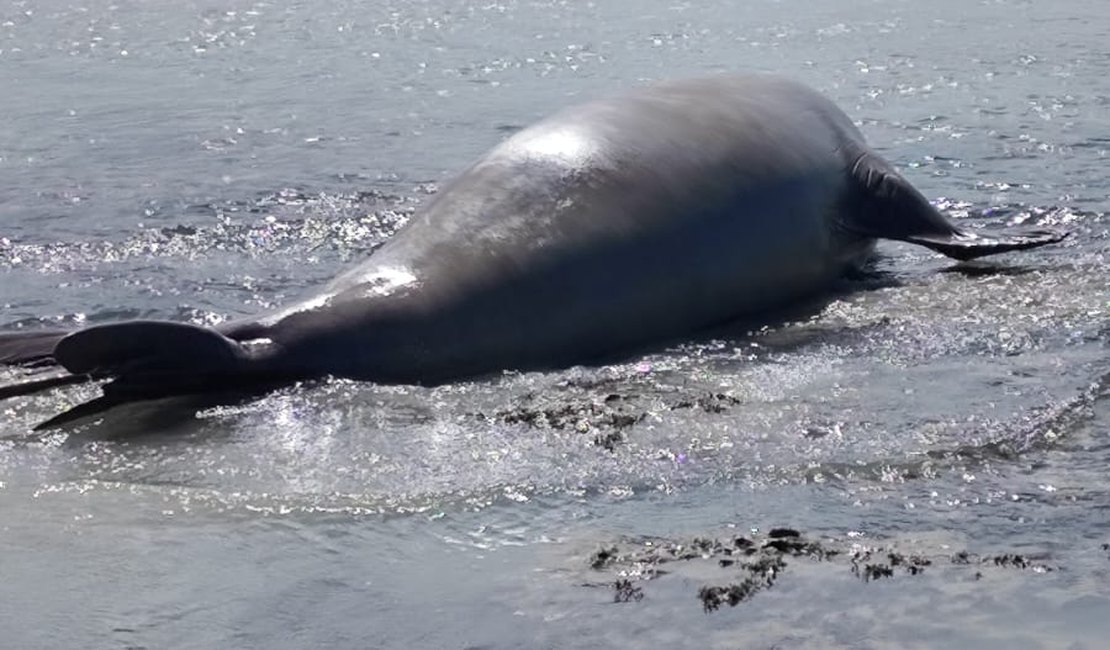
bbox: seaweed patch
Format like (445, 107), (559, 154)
(583, 527), (1061, 612)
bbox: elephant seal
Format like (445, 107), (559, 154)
(0, 74), (1066, 428)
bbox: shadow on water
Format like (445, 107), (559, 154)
(678, 256), (903, 351)
(937, 261), (1046, 278)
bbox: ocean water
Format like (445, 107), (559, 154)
(0, 0), (1107, 648)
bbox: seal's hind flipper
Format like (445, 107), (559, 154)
(53, 320), (247, 377)
(0, 371), (89, 400)
(0, 320), (259, 429)
(846, 150), (1068, 261)
(0, 329), (69, 367)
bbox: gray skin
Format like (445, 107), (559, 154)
(0, 74), (1065, 427)
(219, 74), (1055, 382)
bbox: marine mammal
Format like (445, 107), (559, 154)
(0, 74), (1066, 428)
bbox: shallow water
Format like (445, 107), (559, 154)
(1, 0), (1108, 647)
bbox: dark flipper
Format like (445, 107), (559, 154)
(0, 320), (263, 430)
(846, 150), (1068, 261)
(53, 320), (247, 376)
(33, 395), (123, 431)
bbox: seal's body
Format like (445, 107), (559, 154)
(0, 75), (1065, 428)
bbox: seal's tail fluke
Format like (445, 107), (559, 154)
(901, 227), (1069, 262)
(0, 321), (257, 430)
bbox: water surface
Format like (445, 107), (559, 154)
(1, 0), (1108, 648)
